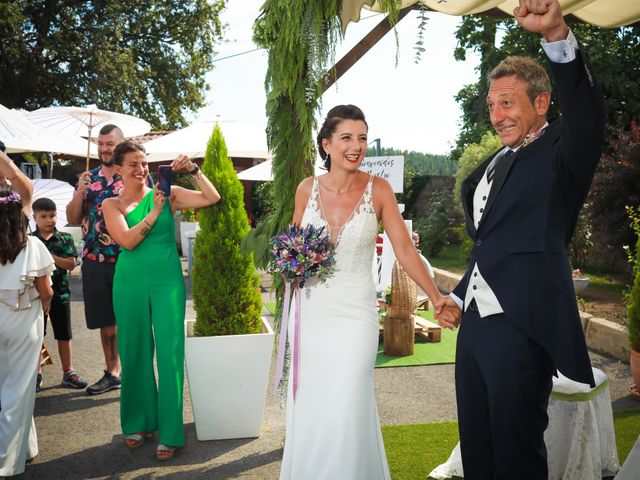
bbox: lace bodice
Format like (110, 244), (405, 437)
(301, 174), (378, 283)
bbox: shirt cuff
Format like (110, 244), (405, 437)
(541, 29), (578, 63)
(449, 292), (464, 310)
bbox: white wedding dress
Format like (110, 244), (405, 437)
(279, 174), (391, 480)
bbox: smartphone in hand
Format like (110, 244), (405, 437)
(158, 165), (173, 197)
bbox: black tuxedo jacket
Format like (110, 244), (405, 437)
(453, 49), (605, 387)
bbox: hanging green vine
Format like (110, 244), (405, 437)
(245, 0), (402, 297)
(247, 0), (404, 268)
(246, 0), (342, 268)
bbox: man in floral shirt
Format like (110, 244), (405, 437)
(67, 124), (153, 395)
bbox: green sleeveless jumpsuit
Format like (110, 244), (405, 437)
(113, 190), (186, 447)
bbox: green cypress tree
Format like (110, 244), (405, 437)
(192, 124), (262, 336)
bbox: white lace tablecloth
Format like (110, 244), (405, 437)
(429, 368), (620, 480)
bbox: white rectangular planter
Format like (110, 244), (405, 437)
(184, 317), (274, 441)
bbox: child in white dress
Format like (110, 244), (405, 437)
(0, 188), (54, 477)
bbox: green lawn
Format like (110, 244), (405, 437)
(382, 411), (640, 480)
(583, 270), (629, 297)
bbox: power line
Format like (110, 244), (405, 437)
(212, 48), (263, 63)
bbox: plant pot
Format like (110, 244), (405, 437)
(180, 221), (199, 257)
(631, 349), (640, 397)
(572, 276), (590, 295)
(184, 317), (274, 440)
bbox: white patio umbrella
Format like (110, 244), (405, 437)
(236, 159), (275, 181)
(0, 103), (93, 157)
(27, 105), (151, 169)
(237, 159), (325, 181)
(144, 119), (270, 162)
(29, 178), (75, 229)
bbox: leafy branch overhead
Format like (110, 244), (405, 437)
(0, 0), (227, 129)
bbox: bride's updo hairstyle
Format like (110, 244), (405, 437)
(316, 104), (368, 171)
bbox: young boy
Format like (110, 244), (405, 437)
(31, 197), (87, 389)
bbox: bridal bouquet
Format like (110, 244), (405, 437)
(270, 223), (335, 401)
(269, 223), (335, 288)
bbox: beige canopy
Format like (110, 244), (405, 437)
(341, 0), (640, 32)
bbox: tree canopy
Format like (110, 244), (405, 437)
(451, 17), (640, 160)
(0, 0), (226, 129)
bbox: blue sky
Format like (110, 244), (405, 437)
(193, 2), (481, 156)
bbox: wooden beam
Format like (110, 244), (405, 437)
(322, 5), (414, 94)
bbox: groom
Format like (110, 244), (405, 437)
(444, 0), (605, 478)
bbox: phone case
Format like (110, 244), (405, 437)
(158, 165), (173, 197)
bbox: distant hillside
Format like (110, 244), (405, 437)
(367, 147), (456, 176)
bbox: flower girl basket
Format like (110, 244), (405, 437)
(383, 261), (417, 356)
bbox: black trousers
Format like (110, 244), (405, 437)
(455, 306), (554, 480)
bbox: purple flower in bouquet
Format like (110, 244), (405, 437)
(269, 224), (335, 288)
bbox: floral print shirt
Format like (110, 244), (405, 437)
(78, 167), (124, 262)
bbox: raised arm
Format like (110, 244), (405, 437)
(66, 171), (92, 225)
(103, 188), (166, 251)
(167, 154), (221, 211)
(1, 150), (32, 211)
(516, 0), (604, 185)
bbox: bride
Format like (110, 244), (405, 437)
(279, 104), (460, 479)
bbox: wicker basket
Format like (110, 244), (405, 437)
(387, 260), (417, 320)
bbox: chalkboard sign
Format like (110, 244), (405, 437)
(359, 156), (404, 193)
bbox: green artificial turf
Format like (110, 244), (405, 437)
(376, 310), (457, 367)
(265, 302), (276, 315)
(382, 411), (640, 480)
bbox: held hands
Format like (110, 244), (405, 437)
(170, 153), (197, 173)
(513, 0), (569, 42)
(432, 295), (462, 330)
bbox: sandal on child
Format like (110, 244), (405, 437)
(155, 443), (176, 461)
(125, 432), (151, 449)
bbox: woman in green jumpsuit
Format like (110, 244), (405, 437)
(103, 140), (220, 460)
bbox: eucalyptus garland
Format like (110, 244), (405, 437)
(247, 0), (342, 268)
